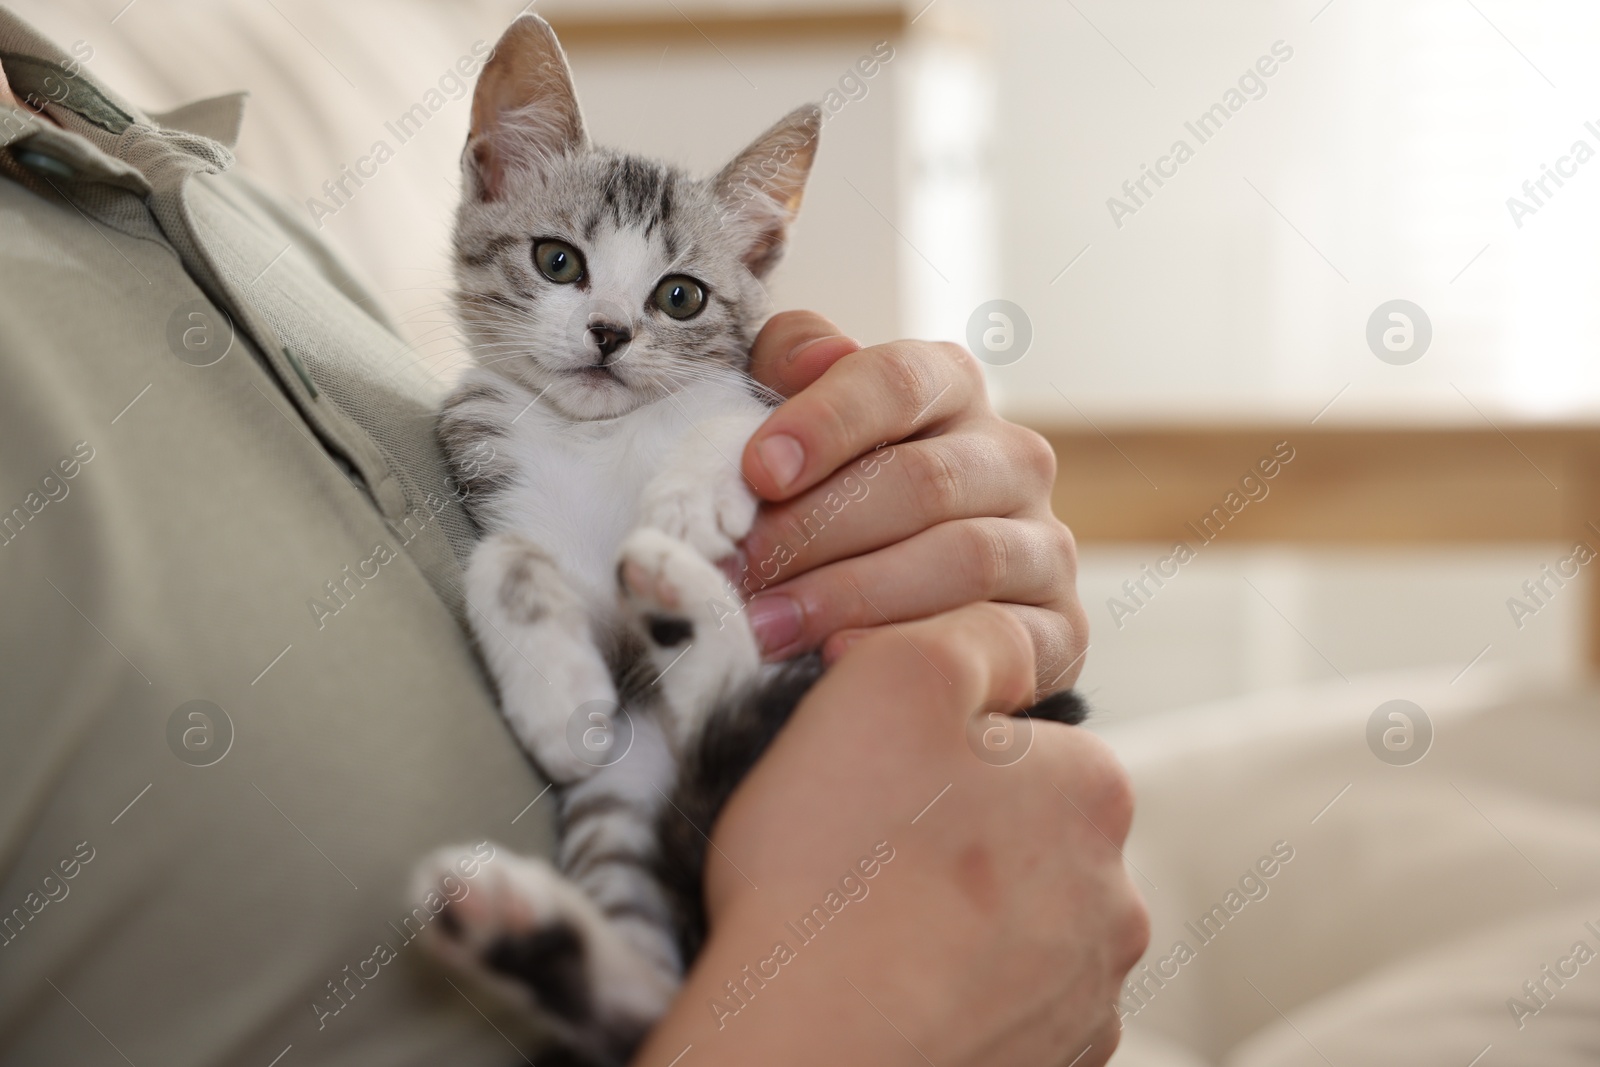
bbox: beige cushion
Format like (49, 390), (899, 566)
(1226, 900), (1600, 1067)
(1102, 668), (1600, 1062)
(1115, 1027), (1218, 1067)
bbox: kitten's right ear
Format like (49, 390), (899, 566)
(466, 15), (586, 200)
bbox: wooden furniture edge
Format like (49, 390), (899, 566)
(1038, 423), (1600, 667)
(546, 9), (907, 47)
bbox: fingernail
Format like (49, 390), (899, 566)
(748, 595), (802, 656)
(756, 433), (805, 491)
(788, 334), (860, 364)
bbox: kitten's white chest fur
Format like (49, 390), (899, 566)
(471, 367), (768, 616)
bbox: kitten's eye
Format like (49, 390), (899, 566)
(652, 275), (707, 320)
(533, 240), (585, 284)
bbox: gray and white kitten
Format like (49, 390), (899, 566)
(412, 15), (1083, 1066)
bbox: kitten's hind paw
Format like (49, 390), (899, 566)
(465, 533), (619, 785)
(410, 845), (674, 1057)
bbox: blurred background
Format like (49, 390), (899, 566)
(14, 1), (1600, 1062)
(17, 0), (1593, 722)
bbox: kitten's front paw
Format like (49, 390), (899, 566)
(637, 465), (758, 563)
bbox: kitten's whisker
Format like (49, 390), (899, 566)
(649, 362), (784, 408)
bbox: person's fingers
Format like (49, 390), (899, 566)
(746, 516), (1076, 656)
(1022, 599), (1092, 693)
(741, 340), (985, 501)
(745, 310), (862, 397)
(820, 601), (1039, 725)
(821, 602), (1086, 694)
(742, 427), (1056, 579)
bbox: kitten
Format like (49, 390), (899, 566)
(412, 15), (1084, 1066)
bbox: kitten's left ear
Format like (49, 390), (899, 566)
(714, 104), (822, 279)
(466, 15), (587, 200)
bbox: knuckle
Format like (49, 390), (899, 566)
(1014, 424), (1058, 486)
(877, 345), (936, 417)
(979, 599), (1033, 648)
(1064, 732), (1135, 842)
(1047, 522), (1079, 589)
(1115, 893), (1153, 974)
(807, 393), (853, 465)
(960, 519), (1012, 593)
(920, 604), (1026, 696)
(1054, 519), (1079, 563)
(1063, 599), (1090, 668)
(906, 630), (982, 701)
(1093, 759), (1137, 844)
(1032, 610), (1081, 692)
(936, 340), (985, 390)
(906, 442), (965, 517)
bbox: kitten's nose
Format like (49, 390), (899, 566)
(588, 322), (631, 365)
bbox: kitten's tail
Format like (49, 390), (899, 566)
(1027, 687), (1090, 726)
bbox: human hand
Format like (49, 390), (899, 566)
(741, 311), (1088, 693)
(630, 603), (1147, 1067)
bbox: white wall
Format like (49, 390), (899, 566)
(935, 0), (1600, 426)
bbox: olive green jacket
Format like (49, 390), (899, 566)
(0, 8), (554, 1064)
